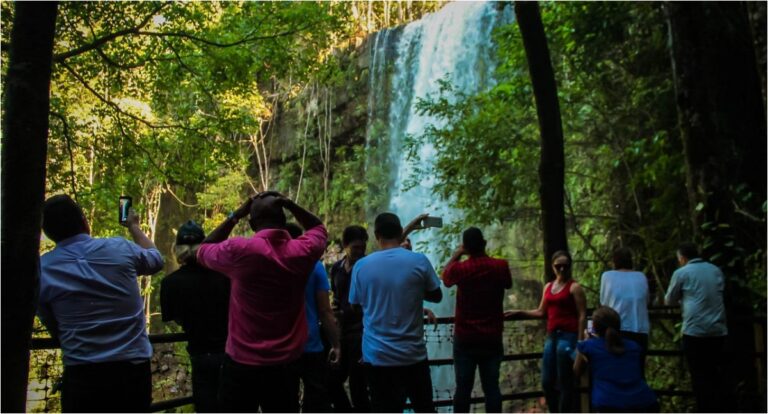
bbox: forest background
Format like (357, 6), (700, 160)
(1, 1), (765, 412)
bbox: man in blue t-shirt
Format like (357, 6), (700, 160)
(349, 212), (442, 412)
(286, 223), (341, 412)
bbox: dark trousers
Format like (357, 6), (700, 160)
(620, 331), (649, 379)
(453, 341), (503, 413)
(328, 335), (370, 412)
(683, 335), (728, 413)
(190, 352), (226, 412)
(299, 352), (331, 412)
(61, 360), (151, 413)
(367, 360), (435, 413)
(218, 355), (300, 413)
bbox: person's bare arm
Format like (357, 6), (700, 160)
(573, 351), (588, 376)
(203, 196), (253, 244)
(280, 197), (323, 230)
(505, 284), (549, 319)
(572, 283), (588, 341)
(424, 287), (442, 303)
(316, 290), (341, 366)
(121, 209), (156, 250)
(423, 308), (437, 330)
(401, 213), (429, 242)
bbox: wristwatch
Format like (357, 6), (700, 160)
(227, 212), (239, 224)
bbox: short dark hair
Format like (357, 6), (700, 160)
(677, 242), (699, 260)
(42, 195), (88, 242)
(374, 212), (402, 240)
(343, 225), (368, 246)
(285, 222), (303, 239)
(249, 196), (286, 229)
(612, 247), (633, 269)
(462, 227), (486, 255)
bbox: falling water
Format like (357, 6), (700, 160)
(366, 1), (513, 408)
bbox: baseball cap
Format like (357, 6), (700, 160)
(176, 220), (205, 245)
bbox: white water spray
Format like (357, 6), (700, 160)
(366, 1), (512, 407)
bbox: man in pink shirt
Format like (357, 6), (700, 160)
(196, 191), (327, 412)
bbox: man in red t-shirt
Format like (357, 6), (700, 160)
(442, 227), (511, 413)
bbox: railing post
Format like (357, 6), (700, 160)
(579, 369), (590, 412)
(754, 321), (765, 398)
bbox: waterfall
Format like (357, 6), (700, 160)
(366, 1), (512, 408)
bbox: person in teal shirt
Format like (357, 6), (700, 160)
(665, 242), (728, 412)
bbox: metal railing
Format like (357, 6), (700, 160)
(27, 307), (765, 413)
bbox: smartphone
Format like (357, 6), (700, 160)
(587, 319), (596, 336)
(423, 216), (443, 228)
(119, 196), (132, 224)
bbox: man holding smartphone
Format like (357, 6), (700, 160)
(442, 227), (512, 414)
(195, 191), (327, 412)
(38, 194), (163, 412)
(349, 212), (442, 412)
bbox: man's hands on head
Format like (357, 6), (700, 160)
(232, 197), (254, 220)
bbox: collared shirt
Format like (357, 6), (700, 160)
(160, 263), (230, 356)
(304, 261), (330, 353)
(349, 247), (441, 366)
(197, 225), (327, 366)
(600, 270), (650, 334)
(38, 233), (164, 366)
(665, 258), (728, 337)
(442, 255), (511, 345)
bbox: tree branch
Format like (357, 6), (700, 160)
(53, 2), (167, 63)
(113, 112), (176, 185)
(50, 112), (79, 202)
(60, 61), (196, 131)
(135, 23), (318, 48)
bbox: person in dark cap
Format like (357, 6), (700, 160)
(160, 220), (230, 412)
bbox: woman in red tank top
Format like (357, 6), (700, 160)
(506, 251), (587, 412)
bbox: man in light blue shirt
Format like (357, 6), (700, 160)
(349, 212), (442, 412)
(38, 195), (163, 412)
(665, 242), (728, 413)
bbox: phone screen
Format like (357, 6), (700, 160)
(119, 196), (132, 223)
(424, 216), (443, 228)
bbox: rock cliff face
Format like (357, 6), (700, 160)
(271, 39), (371, 163)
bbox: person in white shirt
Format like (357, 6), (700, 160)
(599, 247), (650, 376)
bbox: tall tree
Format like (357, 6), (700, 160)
(515, 1), (568, 282)
(1, 2), (59, 412)
(666, 2), (766, 410)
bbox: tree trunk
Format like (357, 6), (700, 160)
(666, 2), (765, 411)
(514, 1), (568, 283)
(1, 2), (58, 412)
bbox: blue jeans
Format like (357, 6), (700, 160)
(542, 330), (577, 413)
(453, 341), (503, 413)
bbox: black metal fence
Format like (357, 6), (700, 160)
(27, 307), (765, 413)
